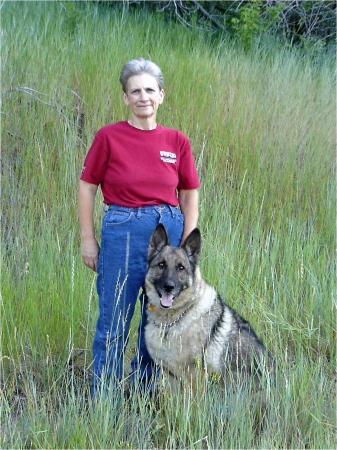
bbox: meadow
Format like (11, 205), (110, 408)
(1, 1), (336, 448)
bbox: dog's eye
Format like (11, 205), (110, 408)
(158, 262), (165, 269)
(177, 265), (185, 272)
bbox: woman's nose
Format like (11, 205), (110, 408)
(139, 90), (148, 101)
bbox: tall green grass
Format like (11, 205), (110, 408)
(1, 1), (335, 448)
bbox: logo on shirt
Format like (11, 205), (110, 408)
(160, 151), (177, 164)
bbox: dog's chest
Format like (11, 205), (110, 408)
(145, 313), (209, 371)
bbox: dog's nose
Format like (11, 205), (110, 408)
(164, 283), (175, 293)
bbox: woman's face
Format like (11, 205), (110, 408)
(122, 72), (165, 121)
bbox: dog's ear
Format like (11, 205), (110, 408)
(181, 228), (201, 264)
(148, 224), (170, 261)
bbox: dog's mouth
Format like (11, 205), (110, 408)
(159, 292), (175, 308)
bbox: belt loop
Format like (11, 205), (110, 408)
(136, 207), (142, 218)
(168, 204), (176, 218)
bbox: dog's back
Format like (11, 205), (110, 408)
(205, 292), (275, 385)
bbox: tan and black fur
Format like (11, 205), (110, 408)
(144, 224), (275, 390)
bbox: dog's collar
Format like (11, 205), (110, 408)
(153, 304), (193, 330)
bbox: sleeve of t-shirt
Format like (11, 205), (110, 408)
(80, 130), (109, 185)
(177, 135), (200, 191)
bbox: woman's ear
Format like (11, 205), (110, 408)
(122, 91), (129, 106)
(158, 89), (165, 104)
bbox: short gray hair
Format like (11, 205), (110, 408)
(119, 57), (164, 93)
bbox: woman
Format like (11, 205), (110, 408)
(78, 58), (200, 397)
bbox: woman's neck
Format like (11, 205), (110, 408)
(127, 117), (157, 131)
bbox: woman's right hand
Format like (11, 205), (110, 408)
(78, 180), (99, 272)
(81, 237), (100, 272)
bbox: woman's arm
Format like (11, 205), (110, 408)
(78, 180), (100, 271)
(178, 188), (199, 243)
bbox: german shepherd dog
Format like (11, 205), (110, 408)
(144, 224), (275, 391)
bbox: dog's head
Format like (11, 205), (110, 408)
(145, 224), (201, 309)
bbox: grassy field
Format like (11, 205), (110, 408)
(1, 1), (336, 448)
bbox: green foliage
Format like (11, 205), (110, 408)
(230, 0), (263, 47)
(1, 1), (336, 448)
(126, 1), (336, 52)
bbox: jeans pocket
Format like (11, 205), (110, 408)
(175, 209), (185, 225)
(104, 210), (133, 226)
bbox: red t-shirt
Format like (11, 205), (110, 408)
(80, 121), (200, 207)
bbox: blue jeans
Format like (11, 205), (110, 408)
(91, 203), (184, 396)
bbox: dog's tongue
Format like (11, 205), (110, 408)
(160, 293), (174, 308)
